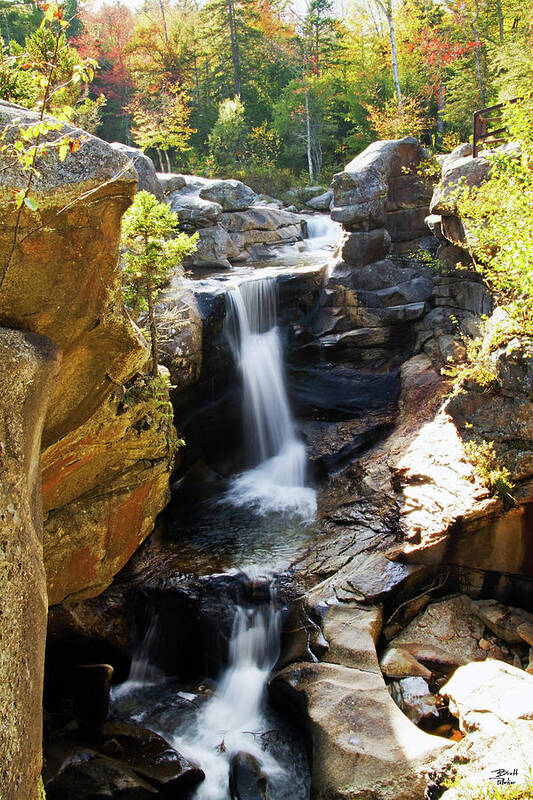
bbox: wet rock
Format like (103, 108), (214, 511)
(466, 598), (533, 645)
(46, 585), (133, 685)
(389, 596), (486, 671)
(301, 416), (393, 475)
(441, 660), (533, 735)
(341, 228), (391, 266)
(389, 677), (439, 725)
(45, 723), (205, 799)
(288, 363), (400, 421)
(273, 661), (450, 800)
(277, 600), (328, 669)
(71, 664), (113, 726)
(109, 142), (163, 200)
(229, 752), (267, 800)
(0, 328), (60, 800)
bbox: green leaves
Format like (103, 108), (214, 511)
(121, 191), (198, 316)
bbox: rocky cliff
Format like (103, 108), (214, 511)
(0, 330), (60, 800)
(0, 102), (180, 798)
(0, 102), (176, 607)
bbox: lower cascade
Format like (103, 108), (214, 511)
(170, 585), (289, 800)
(224, 276), (316, 520)
(111, 580), (311, 800)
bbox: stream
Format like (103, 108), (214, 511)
(110, 215), (341, 800)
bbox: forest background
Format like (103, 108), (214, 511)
(0, 0), (531, 192)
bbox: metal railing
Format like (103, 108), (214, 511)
(473, 98), (518, 157)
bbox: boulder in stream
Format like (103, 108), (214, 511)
(229, 752), (267, 800)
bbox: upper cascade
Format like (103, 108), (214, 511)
(224, 276), (316, 520)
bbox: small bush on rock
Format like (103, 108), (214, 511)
(454, 97), (533, 338)
(463, 438), (514, 505)
(121, 190), (197, 376)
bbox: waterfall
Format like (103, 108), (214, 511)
(172, 585), (286, 800)
(224, 277), (316, 520)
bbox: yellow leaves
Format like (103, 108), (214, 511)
(13, 189), (38, 212)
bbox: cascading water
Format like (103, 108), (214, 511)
(170, 585), (292, 800)
(224, 277), (316, 520)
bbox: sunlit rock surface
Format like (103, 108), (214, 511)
(0, 329), (60, 800)
(0, 102), (175, 605)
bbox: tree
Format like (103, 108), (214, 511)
(207, 95), (247, 168)
(121, 191), (198, 376)
(371, 0), (403, 106)
(273, 73), (335, 182)
(129, 83), (195, 172)
(74, 2), (136, 141)
(303, 0), (340, 76)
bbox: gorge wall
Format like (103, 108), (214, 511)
(0, 102), (175, 799)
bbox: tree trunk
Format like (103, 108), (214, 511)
(157, 150), (164, 172)
(158, 0), (169, 43)
(227, 0), (241, 98)
(305, 88), (314, 185)
(164, 149), (171, 173)
(496, 0), (504, 43)
(386, 5), (402, 108)
(436, 85), (445, 148)
(471, 21), (486, 106)
(147, 285), (159, 378)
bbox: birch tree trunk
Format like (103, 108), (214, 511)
(385, 4), (402, 107)
(374, 0), (402, 107)
(305, 89), (314, 185)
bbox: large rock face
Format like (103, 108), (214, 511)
(0, 102), (175, 604)
(0, 329), (60, 800)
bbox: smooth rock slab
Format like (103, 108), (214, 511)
(199, 178), (257, 211)
(273, 661), (449, 800)
(167, 190), (222, 228)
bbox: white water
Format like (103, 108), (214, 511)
(112, 609), (163, 699)
(172, 590), (284, 800)
(303, 214), (341, 251)
(224, 277), (316, 520)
